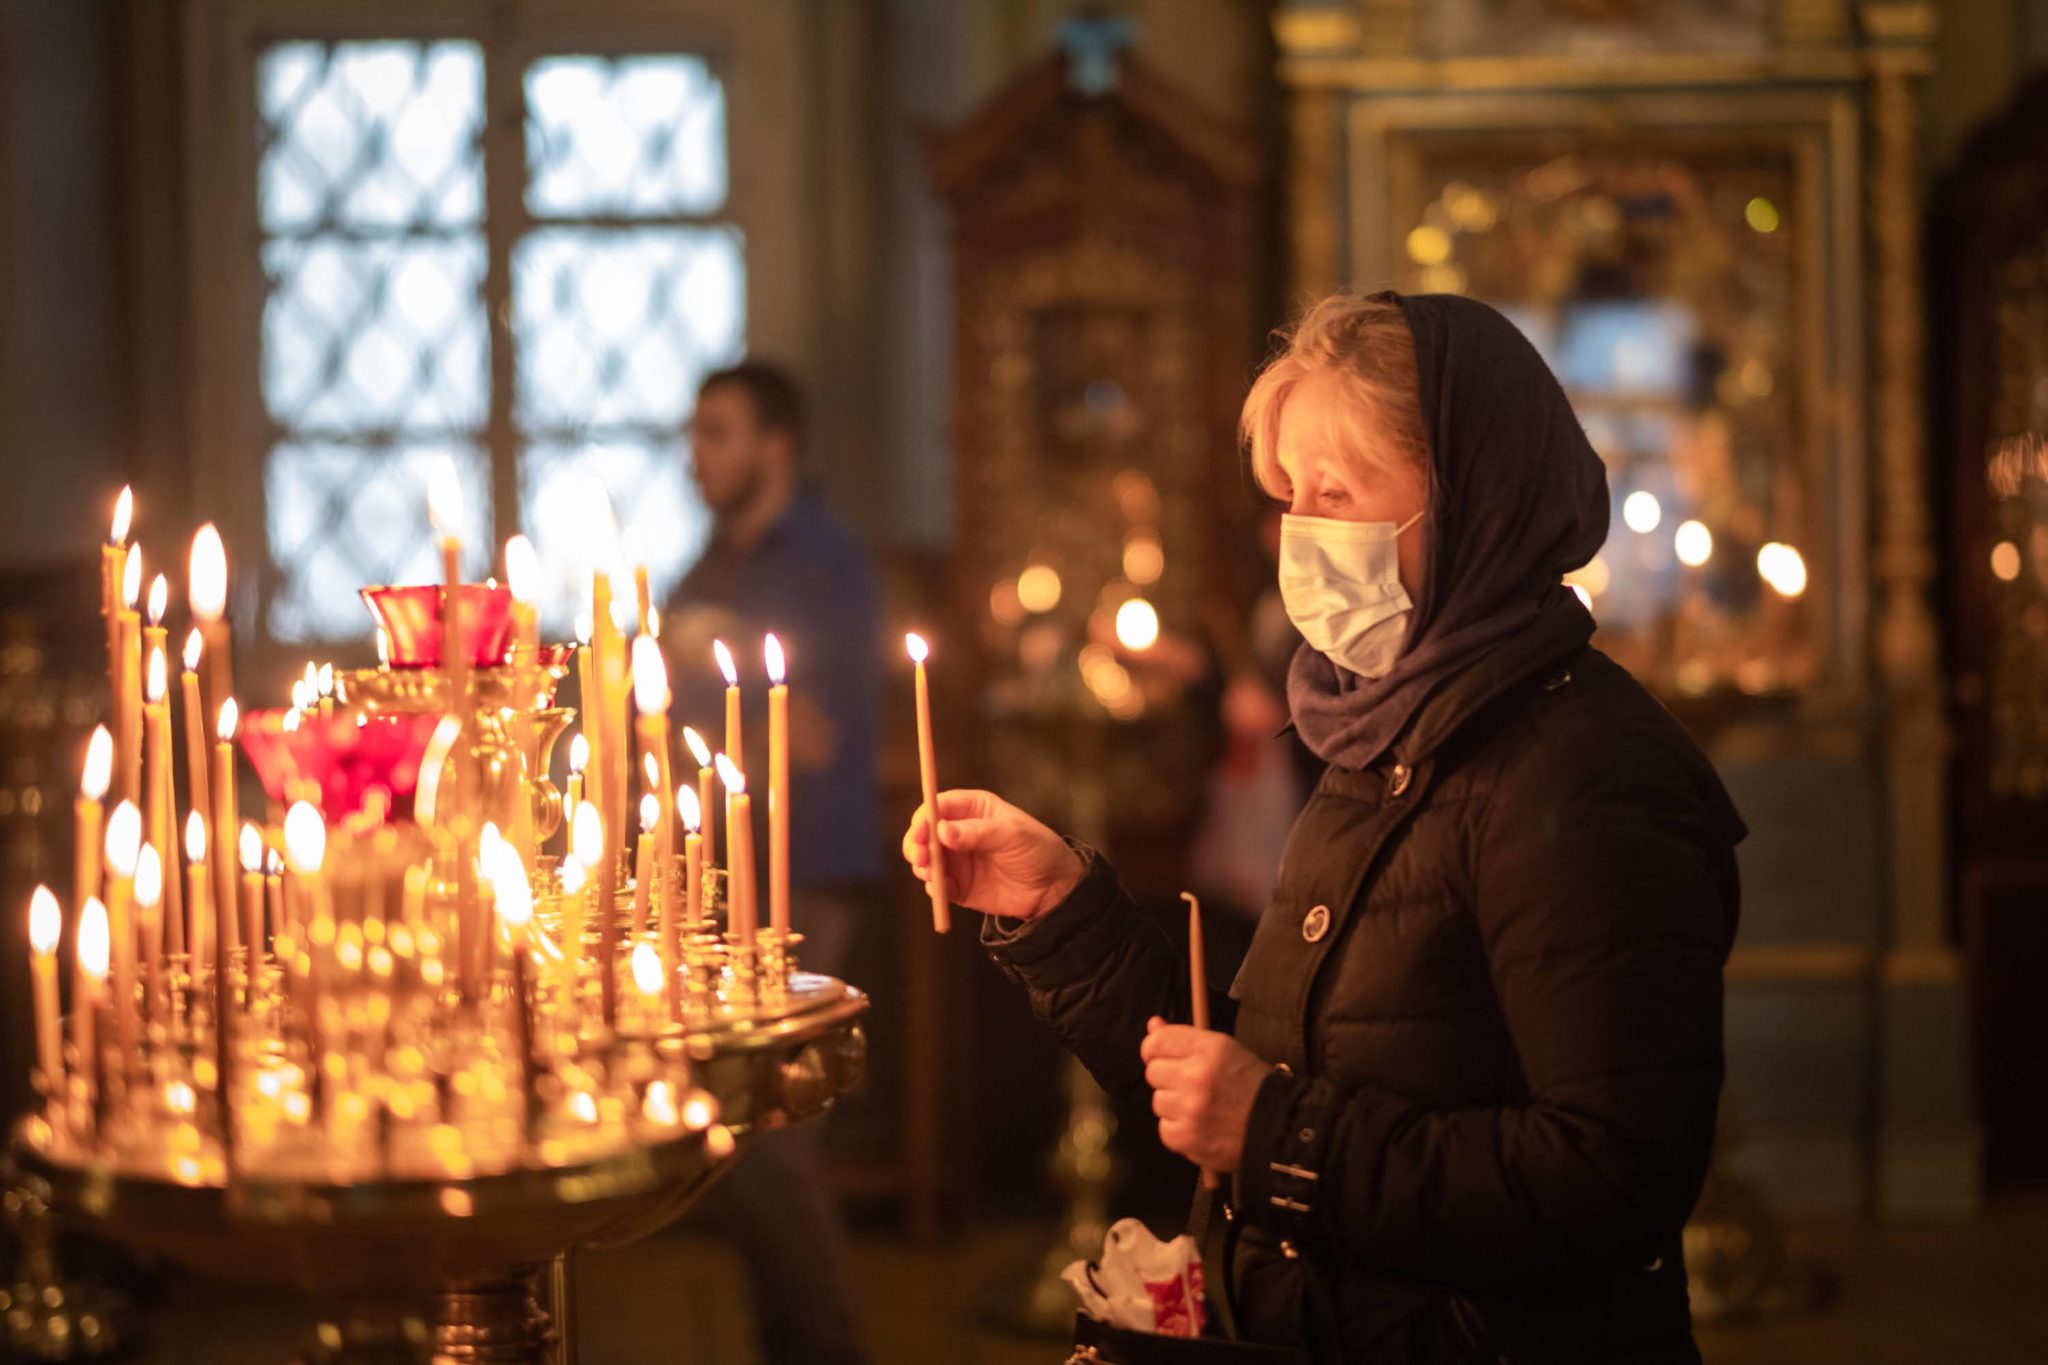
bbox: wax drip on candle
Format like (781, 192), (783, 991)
(189, 526), (226, 623)
(122, 544), (142, 610)
(109, 487), (132, 547)
(147, 574), (167, 627)
(183, 628), (202, 673)
(83, 727), (113, 801)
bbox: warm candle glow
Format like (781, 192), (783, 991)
(574, 612), (593, 646)
(28, 886), (60, 956)
(640, 793), (660, 833)
(632, 636), (670, 715)
(905, 632), (929, 664)
(147, 573), (168, 626)
(186, 809), (207, 863)
(764, 634), (785, 685)
(283, 801), (325, 875)
(677, 783), (702, 833)
(217, 698), (239, 742)
(559, 856), (587, 896)
(146, 645), (167, 704)
(135, 844), (163, 909)
(316, 662), (334, 698)
(569, 733), (589, 774)
(643, 752), (660, 792)
(78, 898), (110, 980)
(82, 726), (113, 800)
(1114, 597), (1161, 652)
(505, 534), (539, 604)
(122, 544), (142, 609)
(109, 487), (133, 545)
(239, 822), (262, 874)
(105, 802), (141, 877)
(189, 525), (227, 622)
(715, 753), (745, 796)
(182, 628), (203, 672)
(426, 457), (464, 538)
(683, 726), (712, 769)
(712, 639), (738, 687)
(571, 802), (604, 867)
(483, 841), (532, 928)
(631, 940), (663, 997)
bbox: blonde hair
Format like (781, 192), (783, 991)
(1240, 292), (1429, 503)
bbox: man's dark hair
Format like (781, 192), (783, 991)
(698, 360), (806, 449)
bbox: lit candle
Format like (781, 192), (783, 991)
(143, 638), (183, 957)
(483, 839), (538, 1128)
(565, 732), (588, 833)
(764, 634), (790, 939)
(284, 801), (331, 1017)
(504, 533), (540, 661)
(590, 563), (631, 1026)
(556, 853), (588, 1020)
(178, 629), (213, 879)
(134, 843), (163, 1026)
(76, 897), (108, 1127)
(238, 822), (265, 963)
(188, 524), (232, 728)
(715, 754), (755, 948)
(101, 488), (131, 687)
(103, 800), (141, 1069)
(632, 636), (676, 940)
(678, 782), (703, 935)
(712, 640), (741, 858)
(630, 793), (657, 941)
(635, 562), (653, 635)
(631, 938), (664, 1028)
(28, 886), (62, 1098)
(683, 725), (716, 871)
(185, 812), (212, 975)
(573, 612), (598, 847)
(906, 633), (950, 933)
(74, 727), (112, 926)
(116, 546), (143, 806)
(264, 848), (284, 941)
(212, 700), (241, 955)
(566, 801), (604, 988)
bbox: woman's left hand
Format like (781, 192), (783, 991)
(1140, 1017), (1271, 1175)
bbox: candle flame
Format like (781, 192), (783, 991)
(714, 752), (745, 796)
(640, 792), (659, 833)
(81, 726), (113, 800)
(574, 612), (592, 646)
(28, 886), (60, 955)
(568, 733), (588, 773)
(764, 633), (785, 685)
(682, 725), (712, 768)
(109, 487), (133, 545)
(122, 544), (142, 609)
(571, 802), (604, 867)
(217, 698), (239, 741)
(712, 639), (738, 687)
(283, 801), (325, 874)
(182, 628), (203, 672)
(317, 662), (334, 697)
(632, 635), (670, 715)
(147, 573), (168, 625)
(239, 822), (262, 873)
(426, 457), (464, 537)
(134, 844), (163, 908)
(105, 801), (142, 877)
(265, 848), (283, 876)
(643, 1079), (678, 1125)
(642, 752), (660, 792)
(631, 940), (663, 997)
(481, 839), (532, 927)
(677, 783), (701, 832)
(78, 899), (110, 979)
(186, 809), (207, 863)
(905, 632), (929, 664)
(146, 645), (167, 703)
(301, 661), (318, 698)
(559, 856), (587, 896)
(681, 1089), (716, 1131)
(504, 534), (539, 604)
(289, 681), (310, 714)
(189, 525), (227, 622)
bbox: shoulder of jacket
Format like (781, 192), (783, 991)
(1459, 647), (1702, 798)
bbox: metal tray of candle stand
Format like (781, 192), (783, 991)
(9, 975), (866, 1362)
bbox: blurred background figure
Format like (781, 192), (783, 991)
(664, 361), (878, 1365)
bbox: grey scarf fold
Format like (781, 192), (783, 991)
(1288, 292), (1610, 770)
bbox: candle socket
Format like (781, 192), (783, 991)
(755, 929), (802, 999)
(682, 930), (726, 1013)
(720, 936), (760, 1008)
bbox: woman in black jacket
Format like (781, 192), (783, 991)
(904, 291), (1745, 1363)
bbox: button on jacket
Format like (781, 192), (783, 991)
(984, 611), (1745, 1363)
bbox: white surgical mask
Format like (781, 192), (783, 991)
(1278, 509), (1424, 680)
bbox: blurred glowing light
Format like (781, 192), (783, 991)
(1745, 197), (1780, 233)
(1992, 541), (2022, 582)
(1756, 542), (1809, 599)
(1114, 598), (1160, 652)
(1405, 224), (1452, 266)
(1122, 535), (1164, 585)
(1622, 491), (1662, 534)
(1674, 520), (1714, 568)
(1016, 564), (1063, 614)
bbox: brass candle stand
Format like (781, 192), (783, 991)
(16, 603), (870, 1365)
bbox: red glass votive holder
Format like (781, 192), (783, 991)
(361, 584), (515, 669)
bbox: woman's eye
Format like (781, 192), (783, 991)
(1320, 487), (1351, 510)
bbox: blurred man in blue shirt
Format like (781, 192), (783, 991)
(663, 361), (876, 1364)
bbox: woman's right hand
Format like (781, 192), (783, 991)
(902, 789), (1084, 922)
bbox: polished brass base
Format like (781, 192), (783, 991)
(0, 1166), (132, 1362)
(431, 1267), (554, 1364)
